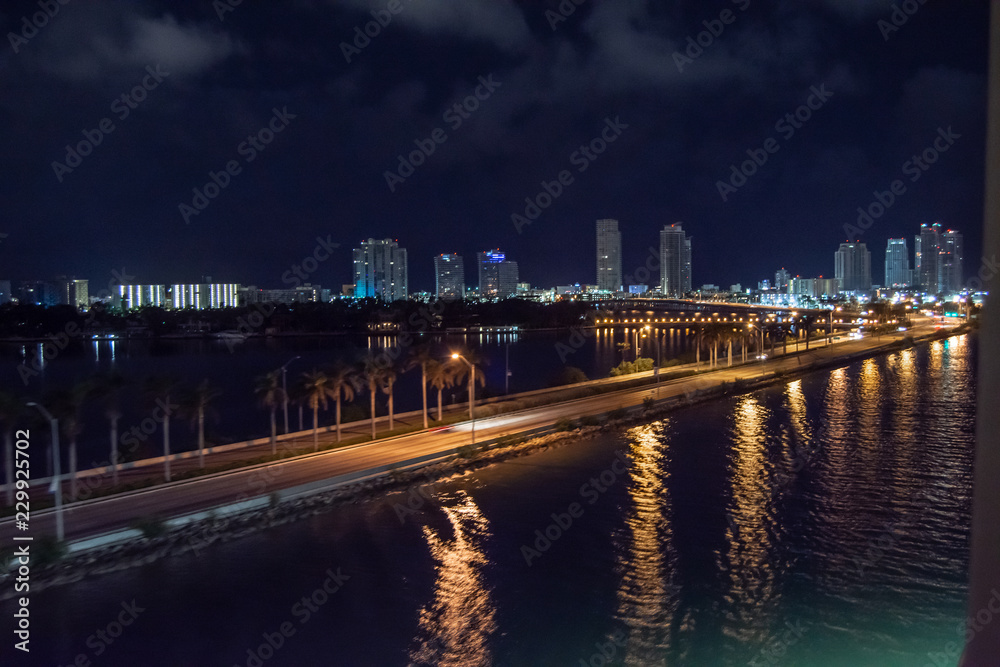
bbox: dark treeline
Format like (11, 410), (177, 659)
(0, 299), (594, 338)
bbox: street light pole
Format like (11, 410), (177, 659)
(279, 355), (301, 435)
(451, 353), (475, 445)
(26, 402), (64, 542)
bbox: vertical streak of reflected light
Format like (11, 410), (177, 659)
(721, 395), (778, 643)
(409, 491), (496, 667)
(615, 420), (679, 663)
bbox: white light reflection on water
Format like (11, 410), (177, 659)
(409, 490), (496, 667)
(614, 419), (680, 664)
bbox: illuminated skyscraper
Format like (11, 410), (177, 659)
(477, 249), (519, 299)
(885, 238), (912, 287)
(659, 223), (691, 297)
(434, 253), (465, 300)
(775, 268), (790, 293)
(595, 218), (622, 292)
(834, 242), (872, 292)
(353, 238), (408, 302)
(915, 222), (942, 292)
(938, 229), (964, 293)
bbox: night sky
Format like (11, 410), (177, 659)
(0, 0), (989, 293)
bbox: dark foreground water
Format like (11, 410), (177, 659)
(3, 335), (976, 666)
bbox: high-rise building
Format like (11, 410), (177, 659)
(171, 283), (240, 309)
(915, 222), (942, 292)
(834, 242), (872, 292)
(885, 238), (912, 288)
(789, 276), (841, 298)
(114, 284), (167, 310)
(53, 278), (89, 309)
(353, 238), (408, 302)
(775, 268), (790, 293)
(477, 250), (519, 299)
(938, 229), (964, 294)
(659, 223), (692, 297)
(595, 218), (622, 293)
(434, 254), (465, 300)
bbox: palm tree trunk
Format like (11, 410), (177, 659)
(312, 406), (319, 451)
(421, 367), (428, 429)
(370, 384), (377, 439)
(269, 407), (277, 455)
(437, 388), (444, 421)
(3, 430), (12, 506)
(198, 408), (205, 467)
(69, 437), (77, 500)
(110, 417), (119, 486)
(298, 405), (303, 432)
(336, 396), (342, 443)
(388, 381), (395, 431)
(163, 413), (171, 482)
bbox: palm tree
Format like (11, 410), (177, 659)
(143, 376), (177, 482)
(300, 370), (334, 451)
(427, 360), (455, 422)
(687, 323), (705, 367)
(328, 363), (358, 443)
(182, 379), (221, 467)
(380, 363), (399, 431)
(254, 370), (283, 455)
(406, 346), (436, 429)
(46, 382), (90, 500)
(362, 354), (388, 440)
(90, 372), (127, 485)
(0, 391), (24, 506)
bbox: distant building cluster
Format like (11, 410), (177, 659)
(1, 221), (971, 313)
(0, 277), (89, 308)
